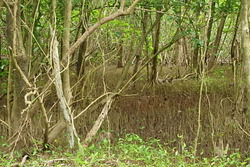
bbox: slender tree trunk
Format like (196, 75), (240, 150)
(62, 0), (72, 103)
(151, 12), (162, 83)
(204, 0), (215, 66)
(231, 9), (241, 79)
(193, 3), (201, 72)
(117, 41), (123, 68)
(206, 0), (216, 48)
(24, 0), (39, 78)
(208, 15), (227, 69)
(77, 25), (88, 75)
(133, 11), (148, 74)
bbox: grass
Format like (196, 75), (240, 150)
(0, 134), (249, 166)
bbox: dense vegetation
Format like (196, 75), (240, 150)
(0, 0), (250, 166)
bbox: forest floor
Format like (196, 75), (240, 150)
(0, 134), (249, 166)
(1, 65), (250, 166)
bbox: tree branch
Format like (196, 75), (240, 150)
(68, 0), (140, 56)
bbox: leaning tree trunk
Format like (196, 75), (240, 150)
(76, 27), (88, 76)
(77, 13), (90, 76)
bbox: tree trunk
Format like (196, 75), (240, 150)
(133, 11), (148, 74)
(241, 0), (250, 114)
(206, 0), (216, 48)
(193, 3), (201, 72)
(151, 12), (162, 83)
(24, 0), (39, 78)
(62, 0), (72, 103)
(231, 9), (241, 80)
(208, 15), (227, 69)
(117, 41), (123, 68)
(77, 25), (88, 76)
(52, 37), (75, 148)
(7, 0), (29, 151)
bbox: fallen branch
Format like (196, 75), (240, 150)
(83, 96), (113, 147)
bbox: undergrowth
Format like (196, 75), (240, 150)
(0, 134), (249, 166)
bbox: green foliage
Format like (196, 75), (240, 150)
(0, 59), (8, 77)
(1, 83), (7, 95)
(139, 0), (168, 9)
(218, 0), (240, 14)
(0, 134), (249, 166)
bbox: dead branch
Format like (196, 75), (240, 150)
(83, 96), (113, 147)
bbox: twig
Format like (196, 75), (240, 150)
(74, 92), (111, 119)
(234, 118), (250, 137)
(20, 155), (29, 166)
(135, 7), (167, 14)
(45, 158), (69, 164)
(0, 119), (10, 128)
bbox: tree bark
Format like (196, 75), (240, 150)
(77, 25), (88, 75)
(62, 0), (72, 103)
(241, 0), (250, 113)
(151, 12), (162, 83)
(193, 2), (201, 72)
(52, 37), (75, 148)
(231, 9), (241, 75)
(6, 0), (30, 151)
(208, 15), (227, 69)
(133, 11), (148, 75)
(117, 41), (123, 68)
